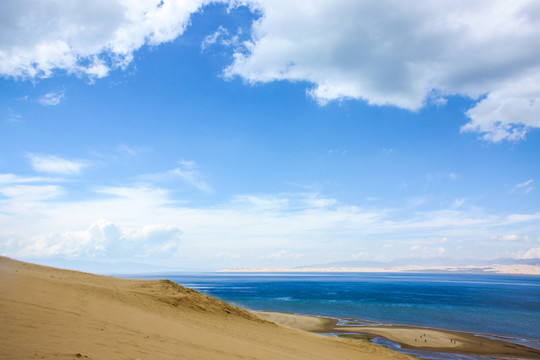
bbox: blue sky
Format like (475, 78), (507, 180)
(1, 1), (540, 270)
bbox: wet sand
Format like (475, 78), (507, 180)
(256, 311), (540, 359)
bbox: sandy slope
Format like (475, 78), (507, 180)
(0, 257), (413, 360)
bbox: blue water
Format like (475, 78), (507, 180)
(130, 272), (540, 356)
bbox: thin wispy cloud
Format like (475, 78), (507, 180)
(0, 1), (538, 270)
(116, 144), (150, 157)
(38, 90), (65, 106)
(201, 26), (229, 51)
(1, 175), (539, 267)
(267, 250), (303, 261)
(27, 154), (88, 175)
(0, 173), (66, 184)
(0, 184), (64, 201)
(141, 160), (212, 193)
(7, 108), (23, 123)
(513, 179), (534, 194)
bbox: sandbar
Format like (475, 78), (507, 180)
(256, 311), (540, 359)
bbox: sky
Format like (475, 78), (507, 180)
(1, 0), (540, 270)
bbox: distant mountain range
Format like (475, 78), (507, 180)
(18, 256), (540, 275)
(298, 257), (540, 269)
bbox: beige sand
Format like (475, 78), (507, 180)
(0, 257), (415, 360)
(256, 311), (540, 359)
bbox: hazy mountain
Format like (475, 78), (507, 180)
(299, 257), (540, 269)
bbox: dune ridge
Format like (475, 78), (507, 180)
(0, 257), (412, 360)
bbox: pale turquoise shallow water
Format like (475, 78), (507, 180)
(130, 272), (540, 360)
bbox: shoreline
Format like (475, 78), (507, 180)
(2, 256), (539, 360)
(255, 311), (540, 359)
(221, 264), (540, 276)
(1, 256), (417, 360)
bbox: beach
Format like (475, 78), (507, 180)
(256, 311), (540, 359)
(1, 257), (539, 360)
(0, 257), (412, 360)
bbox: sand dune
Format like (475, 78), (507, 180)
(0, 257), (412, 360)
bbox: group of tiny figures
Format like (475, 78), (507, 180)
(413, 333), (458, 345)
(414, 333), (428, 343)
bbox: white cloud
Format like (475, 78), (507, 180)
(462, 78), (540, 142)
(38, 90), (65, 106)
(116, 144), (149, 157)
(96, 185), (174, 207)
(171, 160), (212, 193)
(28, 154), (87, 175)
(7, 108), (23, 123)
(4, 1), (540, 142)
(226, 0), (540, 141)
(201, 26), (229, 51)
(521, 246), (540, 259)
(211, 252), (240, 259)
(0, 0), (213, 79)
(140, 160), (212, 193)
(0, 184), (64, 201)
(502, 234), (521, 241)
(516, 179), (534, 188)
(504, 212), (540, 225)
(20, 220), (182, 259)
(0, 173), (65, 184)
(512, 179), (535, 194)
(409, 245), (446, 257)
(267, 249), (302, 261)
(452, 199), (467, 209)
(435, 237), (449, 244)
(2, 174), (540, 266)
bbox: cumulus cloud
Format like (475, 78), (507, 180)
(462, 78), (540, 142)
(21, 220), (182, 258)
(1, 174), (540, 266)
(0, 0), (212, 79)
(28, 153), (88, 175)
(3, 1), (540, 142)
(522, 246), (540, 259)
(226, 0), (540, 141)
